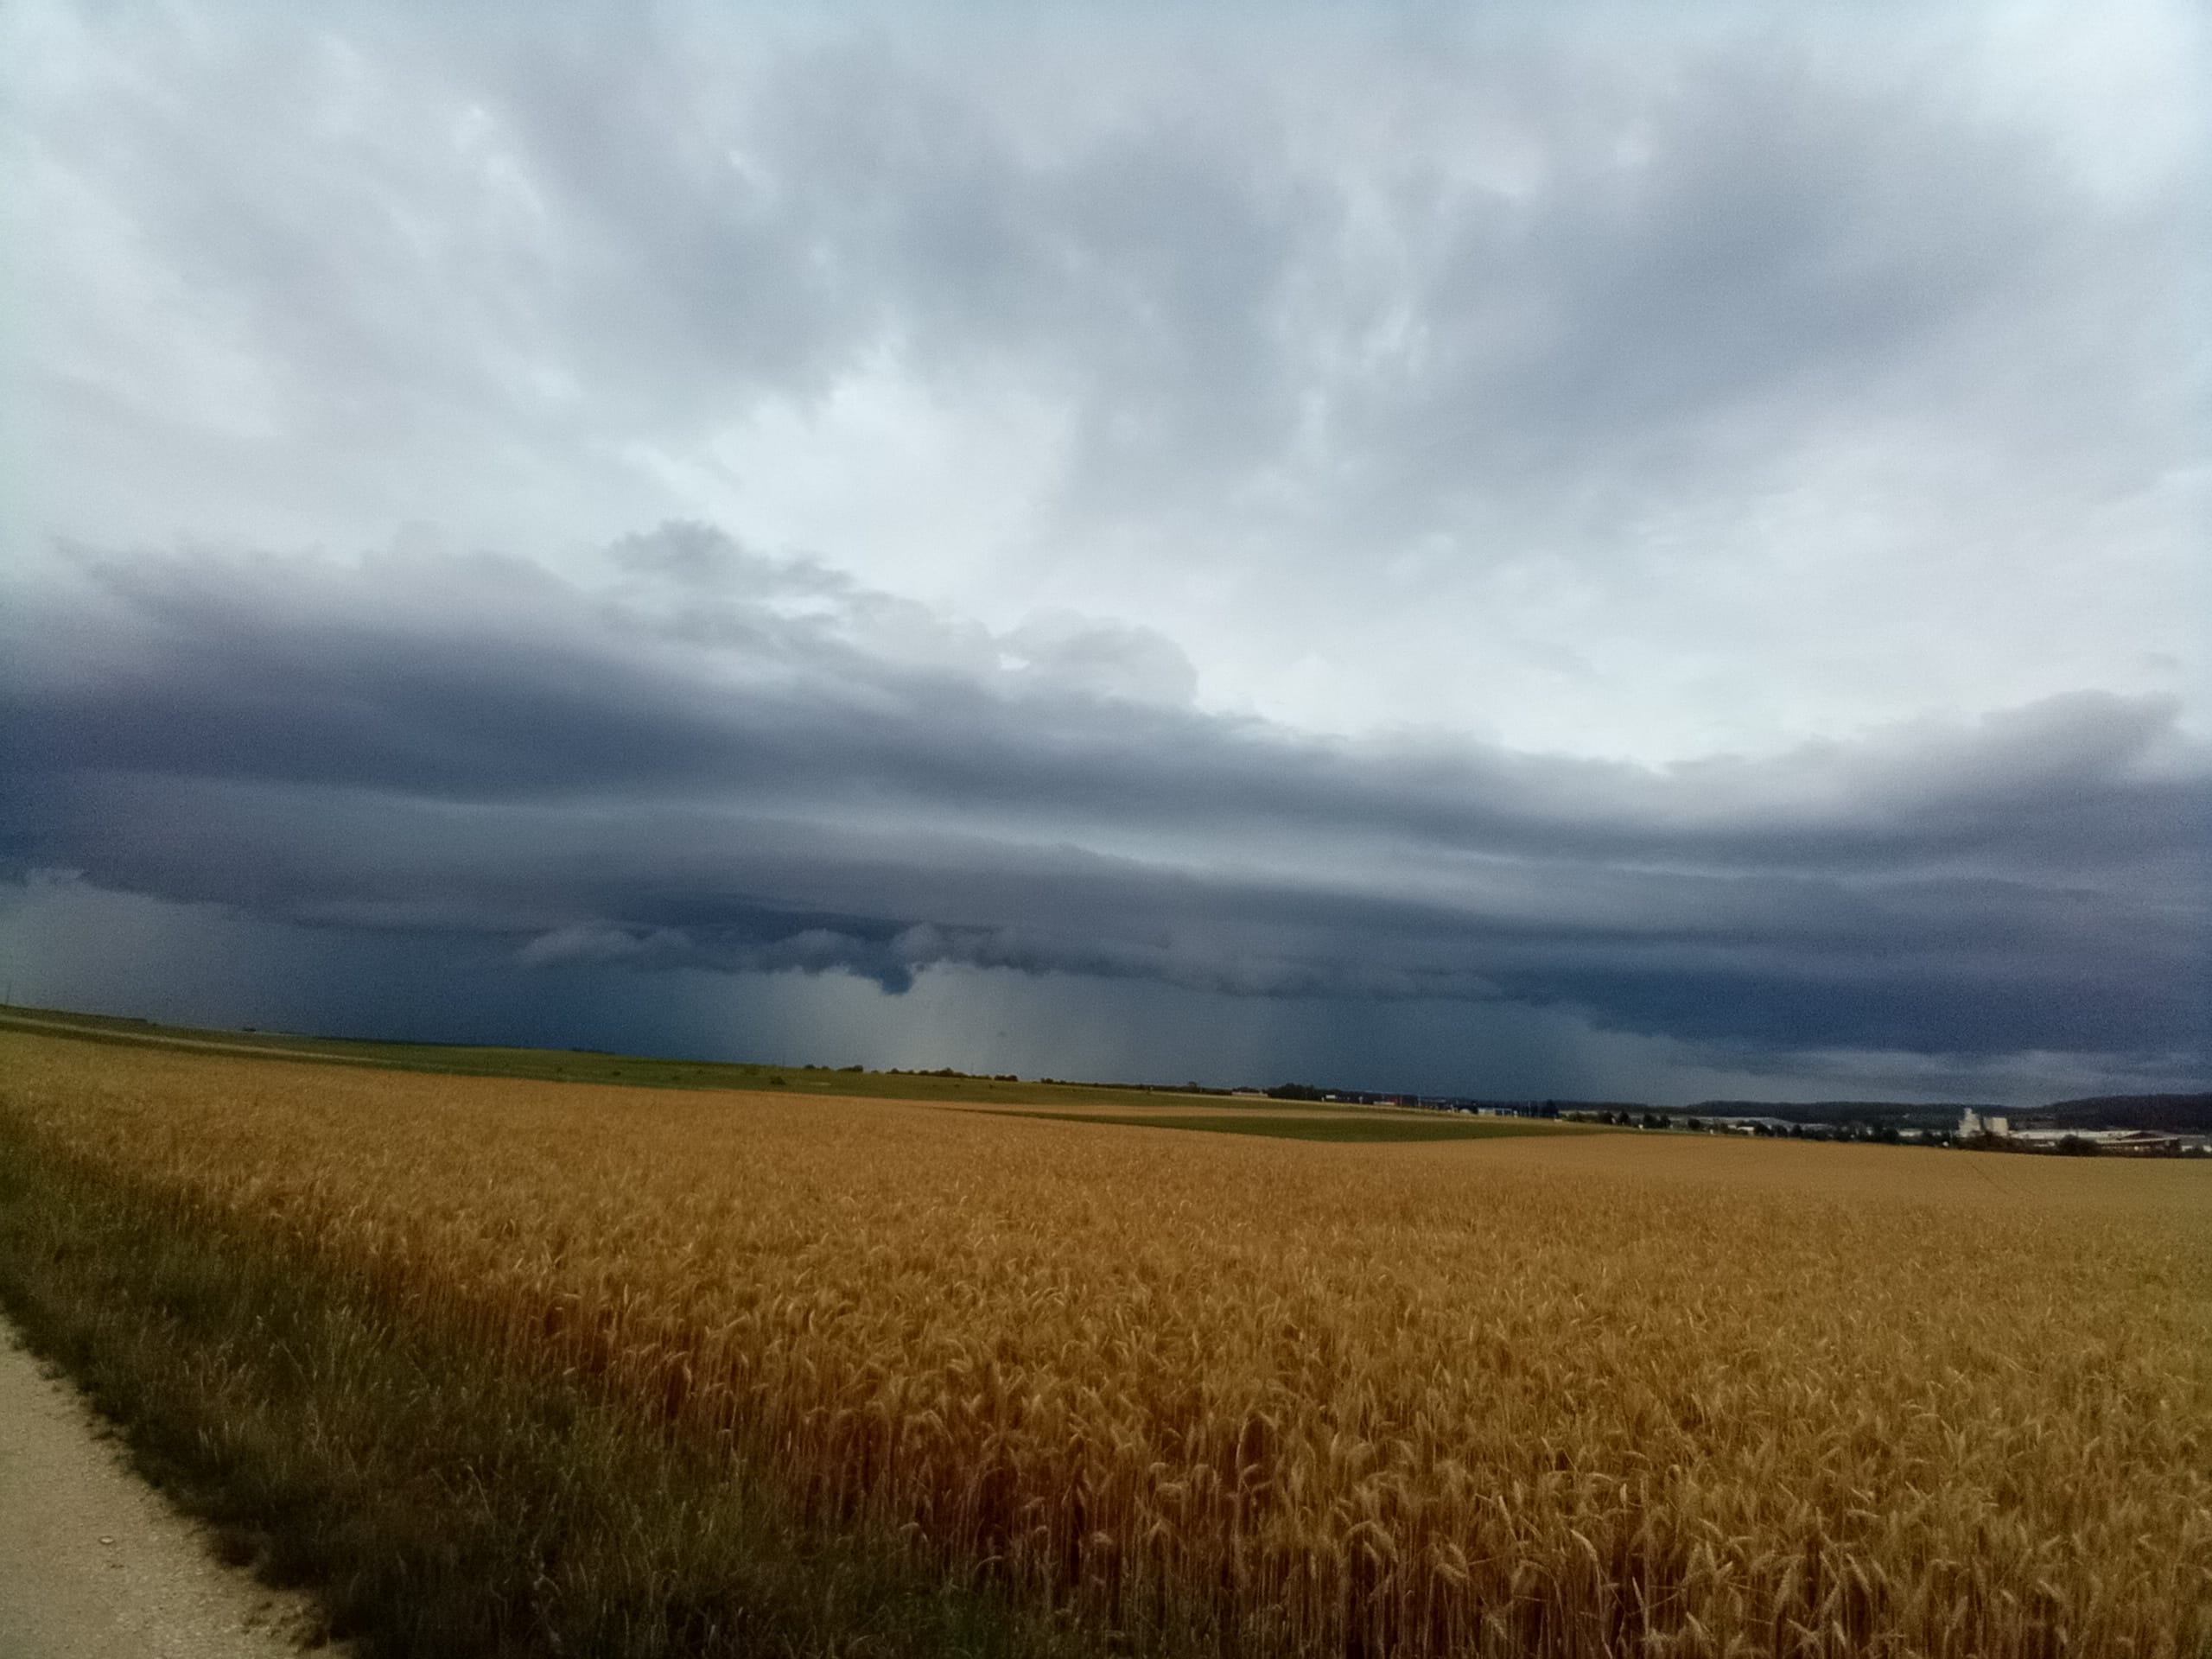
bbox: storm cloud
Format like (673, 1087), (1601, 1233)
(5, 531), (2203, 1072)
(3, 1), (2204, 1097)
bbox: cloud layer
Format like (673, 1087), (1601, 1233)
(6, 530), (2203, 1076)
(7, 1), (2203, 760)
(3, 2), (2204, 1096)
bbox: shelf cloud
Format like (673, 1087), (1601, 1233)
(3, 0), (2202, 1098)
(6, 531), (2203, 1085)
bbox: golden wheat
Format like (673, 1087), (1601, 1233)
(3, 1029), (2207, 1658)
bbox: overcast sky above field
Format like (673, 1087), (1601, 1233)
(3, 0), (2206, 1103)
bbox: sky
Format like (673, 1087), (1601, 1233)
(2, 0), (2206, 1104)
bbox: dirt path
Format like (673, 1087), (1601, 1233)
(0, 1321), (329, 1659)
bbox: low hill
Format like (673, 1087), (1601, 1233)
(2036, 1093), (2212, 1133)
(1687, 1099), (1992, 1130)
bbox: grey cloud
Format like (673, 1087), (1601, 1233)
(3, 530), (2203, 1061)
(7, 531), (2197, 877)
(3, 3), (2202, 1092)
(12, 3), (2195, 786)
(25, 9), (2157, 547)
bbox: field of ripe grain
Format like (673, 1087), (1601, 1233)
(2, 1028), (2207, 1659)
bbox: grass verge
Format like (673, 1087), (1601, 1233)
(0, 1112), (1103, 1659)
(985, 1110), (1592, 1142)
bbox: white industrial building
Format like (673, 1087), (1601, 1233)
(1959, 1108), (2180, 1154)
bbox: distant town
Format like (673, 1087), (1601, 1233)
(892, 1068), (2212, 1154)
(1223, 1084), (2211, 1155)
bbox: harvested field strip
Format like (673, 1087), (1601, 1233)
(3, 1029), (2209, 1659)
(986, 1109), (1590, 1141)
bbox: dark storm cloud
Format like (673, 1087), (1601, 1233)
(4, 531), (2204, 1058)
(27, 7), (2172, 556)
(3, 0), (2198, 1108)
(459, 27), (2157, 528)
(458, 28), (1325, 494)
(1347, 68), (2076, 513)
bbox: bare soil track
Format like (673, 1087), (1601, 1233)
(0, 1320), (328, 1659)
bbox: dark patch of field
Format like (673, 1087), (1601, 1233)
(987, 1110), (1596, 1143)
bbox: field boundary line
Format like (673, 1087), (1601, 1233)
(0, 1014), (387, 1068)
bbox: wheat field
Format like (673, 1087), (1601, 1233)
(3, 1029), (2206, 1658)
